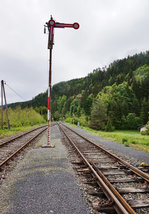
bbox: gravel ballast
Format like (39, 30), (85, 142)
(0, 125), (90, 214)
(67, 124), (149, 165)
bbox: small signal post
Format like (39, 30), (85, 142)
(44, 16), (79, 147)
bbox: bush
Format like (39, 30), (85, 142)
(105, 119), (115, 132)
(122, 138), (128, 144)
(145, 122), (149, 135)
(131, 141), (136, 144)
(90, 99), (107, 130)
(124, 141), (130, 147)
(125, 113), (142, 130)
(0, 106), (46, 128)
(140, 121), (149, 135)
(53, 111), (61, 121)
(65, 115), (89, 127)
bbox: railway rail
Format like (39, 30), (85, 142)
(0, 125), (47, 170)
(0, 125), (47, 148)
(58, 122), (149, 214)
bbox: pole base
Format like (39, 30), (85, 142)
(41, 144), (55, 148)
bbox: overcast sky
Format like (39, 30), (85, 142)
(0, 0), (149, 104)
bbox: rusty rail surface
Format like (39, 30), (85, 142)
(60, 123), (149, 183)
(0, 125), (47, 147)
(58, 122), (149, 214)
(0, 126), (47, 168)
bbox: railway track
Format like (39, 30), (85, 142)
(58, 122), (149, 214)
(0, 125), (47, 170)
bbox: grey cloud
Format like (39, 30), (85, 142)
(0, 0), (149, 103)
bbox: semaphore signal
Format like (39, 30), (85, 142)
(43, 16), (79, 147)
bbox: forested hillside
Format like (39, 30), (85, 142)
(10, 51), (149, 130)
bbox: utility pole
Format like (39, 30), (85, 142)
(1, 80), (3, 129)
(1, 80), (10, 129)
(44, 16), (79, 147)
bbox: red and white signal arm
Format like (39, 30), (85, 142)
(48, 19), (56, 26)
(73, 23), (79, 29)
(47, 17), (79, 48)
(54, 22), (80, 29)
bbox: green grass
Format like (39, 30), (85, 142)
(0, 124), (46, 139)
(79, 126), (149, 153)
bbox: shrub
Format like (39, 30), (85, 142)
(124, 142), (130, 147)
(145, 122), (149, 135)
(140, 121), (149, 135)
(90, 99), (107, 130)
(65, 117), (73, 124)
(131, 141), (136, 144)
(53, 111), (61, 121)
(65, 115), (89, 127)
(0, 106), (46, 128)
(122, 138), (128, 144)
(105, 119), (115, 132)
(125, 113), (142, 130)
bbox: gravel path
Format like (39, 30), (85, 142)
(67, 124), (149, 165)
(0, 126), (90, 214)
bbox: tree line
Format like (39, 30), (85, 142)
(9, 51), (149, 131)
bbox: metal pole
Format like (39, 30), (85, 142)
(44, 16), (79, 146)
(47, 47), (52, 145)
(1, 80), (3, 129)
(3, 81), (10, 129)
(73, 96), (75, 125)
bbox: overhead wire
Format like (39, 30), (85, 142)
(4, 82), (24, 101)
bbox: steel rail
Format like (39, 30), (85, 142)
(90, 161), (136, 214)
(0, 125), (47, 147)
(60, 123), (149, 183)
(0, 127), (47, 168)
(59, 123), (136, 214)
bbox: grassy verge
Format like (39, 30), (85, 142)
(75, 125), (149, 153)
(0, 124), (46, 139)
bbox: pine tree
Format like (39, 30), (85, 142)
(90, 99), (107, 130)
(140, 99), (149, 124)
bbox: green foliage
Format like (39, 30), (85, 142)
(65, 115), (89, 127)
(81, 127), (149, 152)
(123, 113), (142, 130)
(133, 64), (149, 82)
(78, 115), (89, 127)
(53, 111), (61, 121)
(35, 106), (47, 121)
(97, 82), (135, 129)
(0, 106), (46, 128)
(124, 141), (130, 147)
(122, 138), (128, 144)
(90, 99), (107, 130)
(144, 121), (149, 135)
(105, 119), (115, 132)
(0, 125), (42, 138)
(65, 117), (73, 124)
(8, 51), (149, 131)
(131, 140), (136, 144)
(140, 99), (149, 124)
(57, 95), (67, 115)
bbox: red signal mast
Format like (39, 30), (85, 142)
(44, 16), (79, 147)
